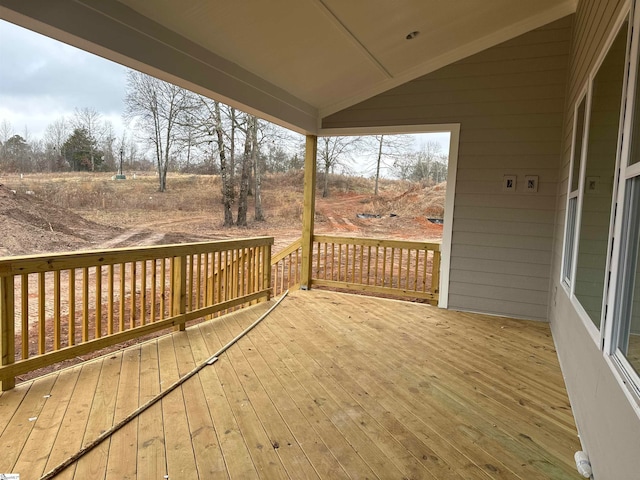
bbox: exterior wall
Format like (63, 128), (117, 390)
(323, 18), (572, 320)
(549, 0), (640, 478)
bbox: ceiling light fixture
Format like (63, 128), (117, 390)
(405, 31), (420, 40)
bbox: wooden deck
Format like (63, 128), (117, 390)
(0, 290), (581, 479)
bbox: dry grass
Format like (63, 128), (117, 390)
(0, 171), (445, 248)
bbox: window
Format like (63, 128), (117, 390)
(574, 21), (628, 329)
(613, 176), (640, 379)
(563, 98), (587, 286)
(611, 5), (640, 383)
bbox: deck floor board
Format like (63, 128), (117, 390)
(0, 290), (582, 479)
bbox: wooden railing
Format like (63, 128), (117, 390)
(0, 237), (273, 390)
(271, 235), (440, 303)
(312, 235), (440, 304)
(271, 238), (302, 297)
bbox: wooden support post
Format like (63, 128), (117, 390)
(1, 276), (15, 391)
(172, 256), (187, 331)
(301, 135), (317, 289)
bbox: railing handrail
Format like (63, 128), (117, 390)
(0, 237), (274, 276)
(313, 234), (440, 252)
(271, 238), (302, 264)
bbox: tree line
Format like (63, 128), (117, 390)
(0, 70), (448, 225)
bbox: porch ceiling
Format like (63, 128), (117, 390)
(0, 0), (576, 134)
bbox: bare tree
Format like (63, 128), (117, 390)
(370, 134), (413, 195)
(236, 114), (255, 227)
(392, 140), (448, 183)
(253, 119), (265, 221)
(317, 136), (363, 197)
(72, 107), (104, 171)
(213, 101), (235, 226)
(44, 117), (69, 171)
(124, 71), (195, 192)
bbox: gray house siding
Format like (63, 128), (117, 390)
(323, 17), (572, 320)
(549, 0), (640, 478)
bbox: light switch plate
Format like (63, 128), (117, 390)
(503, 175), (517, 193)
(525, 175), (539, 193)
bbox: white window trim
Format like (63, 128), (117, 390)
(317, 123), (460, 309)
(602, 0), (640, 409)
(561, 89), (588, 290)
(565, 6), (632, 347)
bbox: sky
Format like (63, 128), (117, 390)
(0, 19), (128, 141)
(0, 19), (450, 165)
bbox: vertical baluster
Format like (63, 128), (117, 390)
(196, 254), (202, 309)
(366, 246), (372, 285)
(263, 244), (271, 299)
(374, 246), (379, 286)
(224, 250), (233, 300)
(345, 243), (350, 283)
(68, 269), (76, 346)
(20, 274), (28, 360)
(130, 261), (137, 328)
(329, 243), (334, 281)
(150, 260), (157, 322)
(389, 248), (395, 289)
(248, 249), (254, 295)
(140, 261), (147, 325)
(217, 252), (222, 305)
(351, 245), (356, 283)
(397, 248), (403, 289)
(413, 250), (419, 291)
(422, 250), (428, 292)
(119, 263), (126, 331)
(38, 273), (45, 354)
(108, 265), (114, 334)
(204, 253), (214, 308)
(359, 245), (364, 284)
(170, 258), (175, 314)
(160, 259), (166, 320)
(188, 254), (194, 312)
(96, 266), (102, 338)
(82, 267), (89, 342)
(381, 247), (388, 288)
(337, 244), (342, 282)
(315, 242), (321, 278)
(54, 270), (61, 350)
(238, 248), (242, 297)
(203, 253), (210, 307)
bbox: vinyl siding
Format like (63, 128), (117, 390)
(323, 17), (572, 320)
(549, 0), (640, 479)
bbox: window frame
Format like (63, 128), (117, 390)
(562, 92), (588, 289)
(604, 2), (640, 404)
(563, 10), (632, 345)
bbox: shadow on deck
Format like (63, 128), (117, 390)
(0, 290), (581, 479)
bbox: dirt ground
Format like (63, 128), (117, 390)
(1, 173), (443, 256)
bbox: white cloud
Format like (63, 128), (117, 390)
(0, 19), (128, 140)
